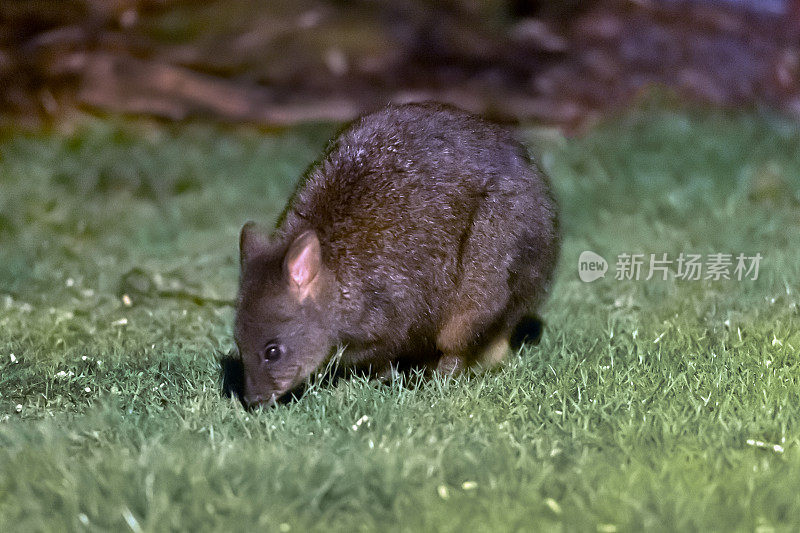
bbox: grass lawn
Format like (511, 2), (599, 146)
(1, 100), (799, 532)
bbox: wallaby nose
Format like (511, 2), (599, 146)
(244, 392), (278, 409)
(243, 393), (263, 408)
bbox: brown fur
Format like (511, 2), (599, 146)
(234, 102), (560, 407)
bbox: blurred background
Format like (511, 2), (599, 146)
(2, 0), (799, 132)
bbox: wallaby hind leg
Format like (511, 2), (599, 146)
(435, 329), (511, 375)
(435, 181), (537, 374)
(475, 333), (511, 368)
(435, 307), (508, 372)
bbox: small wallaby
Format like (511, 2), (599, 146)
(235, 102), (559, 407)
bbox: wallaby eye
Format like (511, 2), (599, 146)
(262, 342), (282, 362)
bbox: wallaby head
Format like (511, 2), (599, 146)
(234, 222), (336, 407)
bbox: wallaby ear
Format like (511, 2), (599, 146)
(239, 221), (270, 265)
(284, 230), (322, 300)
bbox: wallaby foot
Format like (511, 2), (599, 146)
(374, 363), (400, 382)
(436, 353), (466, 375)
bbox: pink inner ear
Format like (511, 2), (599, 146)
(285, 231), (321, 289)
(289, 247), (313, 287)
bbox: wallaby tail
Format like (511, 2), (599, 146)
(510, 314), (544, 351)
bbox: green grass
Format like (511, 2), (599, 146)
(1, 102), (799, 532)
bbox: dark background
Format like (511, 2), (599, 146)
(2, 0), (799, 131)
